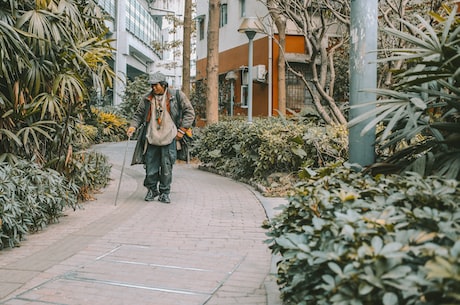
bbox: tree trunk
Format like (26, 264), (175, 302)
(277, 25), (287, 116)
(181, 0), (192, 97)
(205, 0), (220, 125)
(268, 0), (286, 116)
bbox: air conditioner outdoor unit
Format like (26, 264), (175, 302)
(241, 65), (267, 85)
(254, 64), (267, 82)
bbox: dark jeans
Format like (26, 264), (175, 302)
(143, 140), (177, 194)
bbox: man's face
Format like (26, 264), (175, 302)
(151, 83), (165, 95)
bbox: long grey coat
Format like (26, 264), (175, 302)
(130, 88), (195, 165)
(130, 88), (195, 130)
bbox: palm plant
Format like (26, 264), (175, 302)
(0, 0), (114, 169)
(349, 4), (460, 179)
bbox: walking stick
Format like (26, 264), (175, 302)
(114, 135), (131, 206)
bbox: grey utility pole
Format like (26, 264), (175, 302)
(349, 0), (378, 167)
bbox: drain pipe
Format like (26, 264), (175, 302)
(268, 32), (273, 117)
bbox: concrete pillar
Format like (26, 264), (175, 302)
(114, 0), (128, 106)
(348, 0), (378, 166)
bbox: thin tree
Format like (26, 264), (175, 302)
(267, 0), (348, 125)
(265, 0), (440, 125)
(267, 0), (287, 116)
(182, 0), (192, 97)
(205, 0), (220, 124)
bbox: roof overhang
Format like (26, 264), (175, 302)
(284, 53), (311, 63)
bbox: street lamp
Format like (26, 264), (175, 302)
(225, 71), (238, 116)
(238, 17), (263, 123)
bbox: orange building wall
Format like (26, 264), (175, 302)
(271, 34), (306, 115)
(196, 34), (305, 117)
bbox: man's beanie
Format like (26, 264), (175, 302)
(148, 72), (166, 84)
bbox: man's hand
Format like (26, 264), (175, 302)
(127, 126), (136, 137)
(176, 127), (191, 140)
(176, 130), (184, 140)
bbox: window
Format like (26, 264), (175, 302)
(220, 4), (228, 27)
(240, 0), (246, 17)
(240, 85), (248, 108)
(126, 0), (161, 49)
(198, 16), (205, 40)
(286, 62), (313, 110)
(97, 0), (116, 18)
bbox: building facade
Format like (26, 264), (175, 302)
(97, 0), (184, 106)
(195, 0), (308, 118)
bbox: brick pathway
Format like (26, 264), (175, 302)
(0, 141), (284, 305)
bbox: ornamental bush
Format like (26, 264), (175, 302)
(192, 117), (348, 185)
(64, 151), (112, 201)
(0, 160), (78, 249)
(0, 151), (111, 249)
(264, 163), (460, 305)
(89, 107), (129, 143)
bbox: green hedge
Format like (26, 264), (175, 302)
(0, 151), (111, 249)
(192, 117), (348, 182)
(65, 151), (112, 201)
(0, 160), (78, 249)
(264, 163), (460, 305)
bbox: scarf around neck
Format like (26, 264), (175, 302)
(145, 91), (177, 146)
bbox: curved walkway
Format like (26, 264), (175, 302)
(0, 141), (285, 305)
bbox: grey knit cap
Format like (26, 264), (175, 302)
(148, 72), (166, 84)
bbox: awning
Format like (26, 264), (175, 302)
(284, 53), (311, 63)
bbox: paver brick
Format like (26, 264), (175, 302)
(0, 141), (284, 305)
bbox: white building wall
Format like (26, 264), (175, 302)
(99, 0), (185, 105)
(195, 0), (269, 62)
(149, 0), (185, 89)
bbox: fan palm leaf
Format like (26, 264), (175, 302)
(349, 6), (460, 178)
(0, 21), (30, 83)
(1, 0), (114, 168)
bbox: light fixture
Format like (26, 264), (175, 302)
(238, 17), (263, 38)
(238, 17), (263, 123)
(225, 71), (238, 116)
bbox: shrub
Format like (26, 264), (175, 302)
(0, 160), (78, 249)
(190, 80), (207, 119)
(349, 6), (460, 179)
(69, 123), (99, 151)
(89, 107), (129, 143)
(192, 117), (348, 184)
(63, 151), (112, 201)
(77, 123), (98, 146)
(118, 75), (150, 119)
(264, 163), (460, 305)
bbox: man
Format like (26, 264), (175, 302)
(127, 72), (195, 203)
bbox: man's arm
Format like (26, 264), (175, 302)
(177, 90), (195, 129)
(127, 96), (148, 137)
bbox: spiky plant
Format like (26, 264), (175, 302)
(349, 4), (460, 179)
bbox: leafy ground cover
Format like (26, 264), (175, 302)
(191, 116), (348, 196)
(0, 151), (111, 249)
(192, 116), (460, 305)
(264, 163), (460, 305)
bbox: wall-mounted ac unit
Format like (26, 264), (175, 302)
(241, 65), (267, 85)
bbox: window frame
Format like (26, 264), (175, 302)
(220, 3), (228, 27)
(240, 0), (246, 17)
(240, 85), (248, 108)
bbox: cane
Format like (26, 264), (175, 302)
(114, 135), (131, 206)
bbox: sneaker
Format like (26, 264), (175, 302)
(144, 189), (159, 201)
(158, 193), (171, 204)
